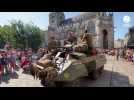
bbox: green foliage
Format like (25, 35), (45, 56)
(0, 20), (44, 51)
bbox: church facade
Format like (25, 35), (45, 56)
(47, 12), (114, 49)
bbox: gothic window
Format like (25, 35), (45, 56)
(87, 21), (95, 33)
(50, 15), (55, 20)
(51, 20), (54, 23)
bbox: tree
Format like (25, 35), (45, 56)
(9, 20), (26, 49)
(0, 25), (12, 48)
(10, 20), (43, 51)
(24, 23), (43, 50)
(0, 20), (44, 51)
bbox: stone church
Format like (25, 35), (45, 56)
(47, 12), (114, 49)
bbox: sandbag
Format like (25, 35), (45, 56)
(31, 65), (58, 81)
(38, 70), (47, 80)
(31, 63), (41, 79)
(40, 54), (52, 60)
(44, 67), (58, 81)
(74, 43), (88, 53)
(70, 52), (87, 59)
(37, 59), (53, 68)
(31, 58), (58, 81)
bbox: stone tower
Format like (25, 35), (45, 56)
(47, 12), (65, 45)
(95, 12), (114, 48)
(49, 12), (65, 26)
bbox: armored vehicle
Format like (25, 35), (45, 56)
(30, 33), (106, 87)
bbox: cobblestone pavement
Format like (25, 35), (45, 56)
(1, 55), (134, 87)
(64, 55), (134, 87)
(0, 69), (43, 87)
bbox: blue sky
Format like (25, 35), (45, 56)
(0, 12), (133, 40)
(114, 12), (134, 40)
(0, 12), (80, 30)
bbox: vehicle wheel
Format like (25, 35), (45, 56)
(47, 82), (56, 87)
(55, 82), (65, 87)
(90, 69), (99, 80)
(41, 80), (56, 87)
(41, 79), (45, 86)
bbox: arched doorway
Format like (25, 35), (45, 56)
(102, 29), (108, 49)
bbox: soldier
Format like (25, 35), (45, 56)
(67, 32), (77, 45)
(48, 36), (58, 51)
(116, 48), (120, 61)
(73, 30), (93, 56)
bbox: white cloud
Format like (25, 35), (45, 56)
(123, 16), (131, 24)
(122, 15), (132, 28)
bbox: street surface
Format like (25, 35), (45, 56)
(69, 55), (134, 87)
(1, 55), (134, 87)
(0, 69), (43, 87)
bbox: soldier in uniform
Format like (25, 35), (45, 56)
(73, 30), (93, 56)
(66, 32), (77, 45)
(48, 36), (58, 51)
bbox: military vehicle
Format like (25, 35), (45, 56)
(30, 33), (107, 87)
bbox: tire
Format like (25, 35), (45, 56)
(90, 69), (99, 80)
(41, 79), (47, 86)
(48, 82), (56, 87)
(55, 82), (65, 87)
(41, 79), (56, 87)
